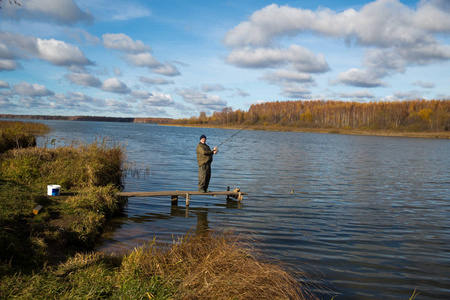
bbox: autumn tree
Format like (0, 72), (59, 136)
(170, 99), (449, 132)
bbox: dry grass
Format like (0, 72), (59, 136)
(121, 229), (318, 300)
(0, 137), (125, 190)
(1, 230), (319, 299)
(0, 136), (126, 272)
(0, 120), (50, 153)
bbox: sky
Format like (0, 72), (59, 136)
(0, 0), (449, 119)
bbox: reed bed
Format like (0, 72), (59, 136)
(0, 137), (124, 190)
(120, 230), (318, 300)
(0, 230), (318, 299)
(0, 120), (49, 153)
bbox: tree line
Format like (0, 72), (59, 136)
(172, 99), (449, 132)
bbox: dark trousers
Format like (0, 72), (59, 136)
(198, 164), (211, 192)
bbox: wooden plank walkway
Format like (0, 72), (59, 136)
(117, 188), (247, 207)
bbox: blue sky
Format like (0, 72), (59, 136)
(1, 0), (449, 118)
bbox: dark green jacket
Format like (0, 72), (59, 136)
(197, 142), (214, 166)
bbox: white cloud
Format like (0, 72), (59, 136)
(0, 32), (93, 68)
(416, 0), (450, 32)
(2, 0), (93, 25)
(125, 52), (161, 68)
(363, 49), (406, 76)
(391, 90), (426, 100)
(113, 67), (122, 76)
(262, 70), (313, 84)
(202, 84), (228, 92)
(102, 33), (181, 77)
(177, 88), (227, 110)
(50, 92), (95, 111)
(103, 33), (151, 53)
(64, 91), (95, 103)
(137, 105), (168, 116)
(334, 68), (386, 88)
(225, 0), (450, 89)
(99, 2), (152, 21)
(65, 72), (102, 87)
(51, 91), (138, 114)
(224, 4), (316, 47)
(13, 82), (54, 97)
(0, 59), (19, 71)
(66, 28), (101, 45)
(412, 80), (435, 88)
(435, 93), (450, 100)
(280, 84), (311, 99)
(104, 98), (133, 110)
(143, 93), (174, 106)
(0, 43), (13, 59)
(102, 78), (131, 94)
(131, 90), (152, 99)
(139, 76), (174, 85)
(0, 32), (37, 68)
(0, 81), (10, 89)
(36, 38), (93, 66)
(0, 96), (15, 109)
(336, 90), (375, 99)
(235, 88), (250, 98)
(227, 45), (329, 73)
(152, 63), (181, 76)
(17, 96), (48, 108)
(398, 43), (450, 65)
(224, 1), (450, 48)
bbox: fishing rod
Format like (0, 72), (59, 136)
(215, 124), (252, 149)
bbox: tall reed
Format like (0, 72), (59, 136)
(0, 230), (318, 299)
(0, 120), (49, 153)
(121, 229), (318, 299)
(0, 137), (125, 190)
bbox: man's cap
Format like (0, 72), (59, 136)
(200, 134), (207, 140)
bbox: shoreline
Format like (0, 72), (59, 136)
(161, 123), (450, 139)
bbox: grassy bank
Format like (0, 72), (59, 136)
(0, 121), (316, 299)
(163, 123), (450, 139)
(0, 137), (126, 273)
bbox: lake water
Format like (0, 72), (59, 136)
(35, 120), (449, 299)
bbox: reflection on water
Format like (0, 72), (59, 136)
(35, 120), (450, 299)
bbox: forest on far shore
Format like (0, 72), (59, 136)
(173, 99), (449, 132)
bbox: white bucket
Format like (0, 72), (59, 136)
(47, 185), (61, 196)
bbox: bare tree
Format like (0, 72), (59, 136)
(0, 0), (21, 9)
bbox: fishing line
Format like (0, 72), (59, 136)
(215, 124), (252, 149)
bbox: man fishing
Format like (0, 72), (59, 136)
(196, 134), (218, 193)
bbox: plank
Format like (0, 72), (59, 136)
(116, 190), (248, 197)
(116, 189), (247, 206)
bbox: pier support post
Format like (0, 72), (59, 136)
(171, 195), (178, 206)
(186, 193), (190, 206)
(238, 191), (243, 202)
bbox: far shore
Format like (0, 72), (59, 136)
(162, 123), (450, 139)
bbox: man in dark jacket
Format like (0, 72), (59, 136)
(196, 134), (218, 193)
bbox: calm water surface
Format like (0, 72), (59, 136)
(36, 120), (449, 299)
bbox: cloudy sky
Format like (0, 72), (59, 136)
(1, 0), (449, 118)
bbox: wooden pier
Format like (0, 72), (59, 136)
(117, 187), (247, 206)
